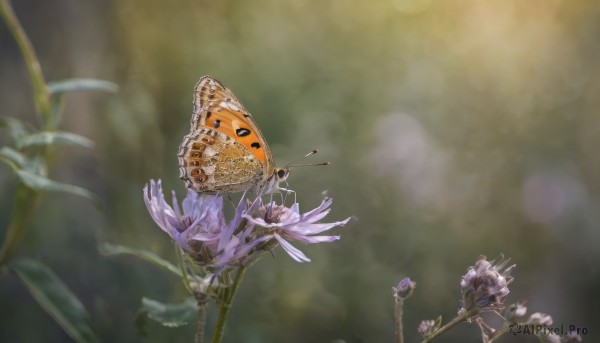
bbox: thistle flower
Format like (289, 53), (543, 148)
(394, 277), (417, 299)
(144, 180), (349, 268)
(527, 312), (553, 326)
(243, 198), (350, 262)
(418, 319), (436, 336)
(525, 312), (582, 343)
(460, 255), (515, 312)
(143, 180), (264, 268)
(505, 301), (528, 321)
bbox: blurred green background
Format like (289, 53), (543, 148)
(1, 0), (599, 342)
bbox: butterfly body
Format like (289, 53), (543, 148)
(178, 76), (288, 194)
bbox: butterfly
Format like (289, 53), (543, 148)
(177, 76), (289, 194)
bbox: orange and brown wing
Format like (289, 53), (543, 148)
(177, 128), (263, 193)
(190, 76), (275, 177)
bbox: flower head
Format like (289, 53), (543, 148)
(144, 180), (263, 269)
(144, 180), (349, 269)
(527, 312), (553, 326)
(394, 277), (417, 299)
(460, 255), (515, 312)
(418, 319), (437, 337)
(243, 198), (350, 262)
(505, 301), (528, 321)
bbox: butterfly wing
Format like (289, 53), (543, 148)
(178, 76), (275, 193)
(192, 76), (275, 177)
(178, 128), (263, 193)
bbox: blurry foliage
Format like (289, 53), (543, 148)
(1, 0), (599, 342)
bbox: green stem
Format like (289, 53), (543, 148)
(0, 184), (39, 265)
(487, 322), (510, 343)
(394, 298), (404, 343)
(0, 0), (52, 129)
(211, 267), (247, 343)
(175, 244), (194, 294)
(195, 292), (209, 343)
(421, 308), (479, 343)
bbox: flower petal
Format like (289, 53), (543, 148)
(288, 234), (340, 244)
(243, 214), (273, 228)
(291, 218), (350, 235)
(218, 196), (248, 251)
(274, 234), (311, 263)
(144, 180), (177, 235)
(297, 208), (331, 225)
(171, 190), (182, 218)
(299, 198), (332, 221)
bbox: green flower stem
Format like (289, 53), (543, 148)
(211, 266), (247, 343)
(487, 322), (510, 343)
(0, 0), (52, 129)
(394, 298), (405, 343)
(0, 0), (52, 266)
(421, 308), (479, 343)
(175, 244), (194, 294)
(195, 292), (208, 343)
(0, 184), (39, 265)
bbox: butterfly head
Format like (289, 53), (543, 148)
(275, 167), (290, 182)
(256, 150), (328, 195)
(255, 167), (290, 195)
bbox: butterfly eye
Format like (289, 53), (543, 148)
(277, 169), (288, 179)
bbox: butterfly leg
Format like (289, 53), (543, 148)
(278, 187), (297, 204)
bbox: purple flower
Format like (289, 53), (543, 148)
(460, 255), (515, 311)
(143, 180), (264, 268)
(144, 180), (349, 270)
(394, 277), (417, 299)
(527, 312), (553, 326)
(505, 301), (528, 321)
(243, 198), (350, 263)
(418, 319), (436, 337)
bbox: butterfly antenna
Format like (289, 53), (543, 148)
(286, 149), (330, 168)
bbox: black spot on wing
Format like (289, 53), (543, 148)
(236, 128), (251, 137)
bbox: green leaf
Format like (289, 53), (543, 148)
(0, 116), (30, 141)
(47, 78), (118, 94)
(99, 243), (182, 278)
(137, 297), (196, 329)
(10, 258), (99, 343)
(50, 93), (66, 128)
(433, 315), (443, 331)
(15, 169), (101, 207)
(0, 184), (39, 265)
(0, 151), (99, 206)
(17, 131), (94, 149)
(0, 146), (27, 169)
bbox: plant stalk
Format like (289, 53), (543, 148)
(395, 298), (404, 343)
(487, 322), (511, 343)
(0, 0), (52, 129)
(210, 266), (247, 343)
(195, 292), (209, 343)
(0, 184), (39, 265)
(421, 308), (479, 343)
